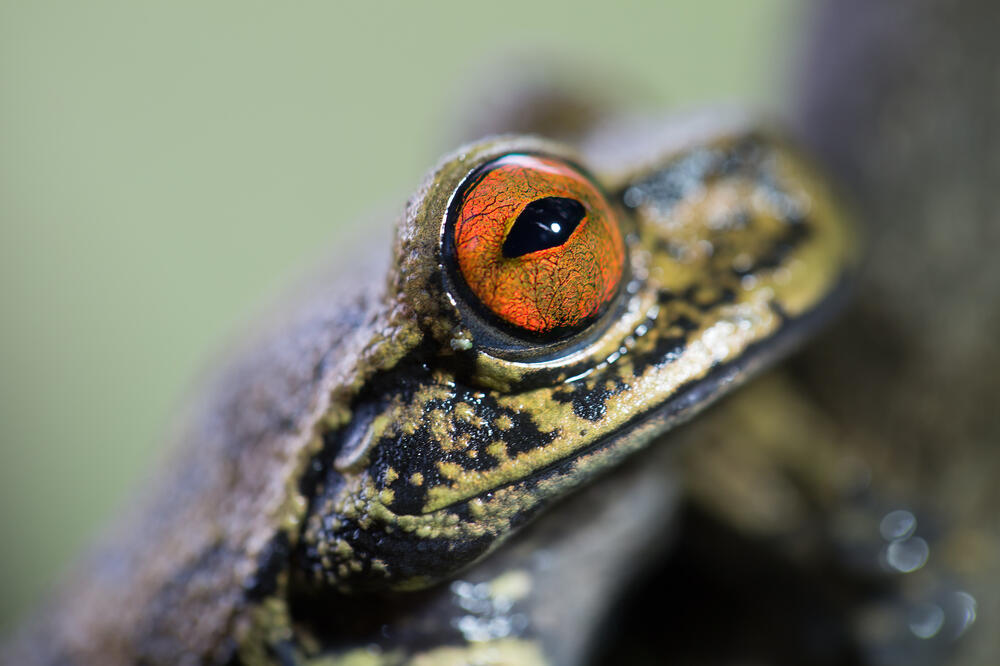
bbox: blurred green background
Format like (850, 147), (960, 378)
(0, 0), (796, 630)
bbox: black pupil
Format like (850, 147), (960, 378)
(501, 196), (586, 258)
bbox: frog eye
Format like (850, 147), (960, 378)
(449, 153), (625, 337)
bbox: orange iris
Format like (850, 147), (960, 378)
(451, 154), (625, 336)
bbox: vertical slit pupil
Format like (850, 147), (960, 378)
(502, 196), (586, 258)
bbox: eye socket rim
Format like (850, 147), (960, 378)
(441, 151), (631, 363)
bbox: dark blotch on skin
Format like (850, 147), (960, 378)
(573, 394), (607, 421)
(244, 531), (292, 602)
(553, 380), (627, 423)
(296, 512), (495, 592)
(733, 223), (813, 276)
(630, 335), (687, 379)
(671, 314), (700, 333)
(360, 383), (558, 516)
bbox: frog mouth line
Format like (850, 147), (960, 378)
(441, 274), (854, 515)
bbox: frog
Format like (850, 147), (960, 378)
(1, 101), (857, 665)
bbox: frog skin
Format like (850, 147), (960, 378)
(1, 112), (854, 665)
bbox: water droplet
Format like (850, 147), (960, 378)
(885, 537), (929, 573)
(951, 590), (978, 637)
(880, 510), (917, 541)
(909, 603), (945, 639)
(623, 186), (645, 208)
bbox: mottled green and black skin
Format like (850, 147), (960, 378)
(1, 115), (854, 665)
(295, 125), (854, 596)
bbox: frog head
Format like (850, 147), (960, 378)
(295, 118), (855, 593)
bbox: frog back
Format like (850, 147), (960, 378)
(3, 242), (390, 665)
